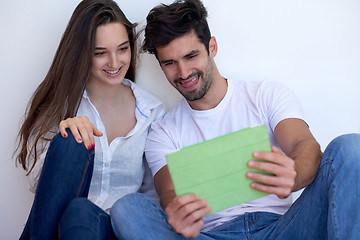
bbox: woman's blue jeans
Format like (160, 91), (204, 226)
(20, 129), (115, 240)
(110, 133), (360, 240)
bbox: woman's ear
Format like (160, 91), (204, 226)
(208, 36), (218, 58)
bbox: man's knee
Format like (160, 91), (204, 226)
(327, 133), (360, 154)
(111, 193), (147, 217)
(110, 193), (161, 239)
(110, 193), (155, 228)
(323, 133), (360, 168)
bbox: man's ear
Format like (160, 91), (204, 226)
(208, 36), (218, 58)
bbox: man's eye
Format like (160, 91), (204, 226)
(164, 61), (174, 66)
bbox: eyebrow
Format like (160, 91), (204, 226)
(160, 50), (200, 65)
(159, 59), (173, 65)
(95, 40), (129, 50)
(184, 50), (200, 58)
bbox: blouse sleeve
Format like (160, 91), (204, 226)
(138, 155), (160, 203)
(26, 134), (52, 193)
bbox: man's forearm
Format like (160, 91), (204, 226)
(274, 118), (322, 192)
(154, 165), (177, 209)
(290, 138), (322, 191)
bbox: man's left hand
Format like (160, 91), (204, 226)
(246, 146), (297, 199)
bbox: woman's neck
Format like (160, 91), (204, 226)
(85, 78), (136, 143)
(85, 79), (130, 105)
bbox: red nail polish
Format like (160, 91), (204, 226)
(87, 145), (92, 150)
(92, 143), (95, 148)
(78, 139), (82, 143)
(63, 133), (67, 138)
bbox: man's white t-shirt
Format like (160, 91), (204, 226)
(145, 79), (305, 231)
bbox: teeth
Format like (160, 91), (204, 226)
(190, 76), (198, 82)
(105, 68), (120, 74)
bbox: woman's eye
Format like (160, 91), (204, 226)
(94, 52), (105, 56)
(119, 46), (129, 52)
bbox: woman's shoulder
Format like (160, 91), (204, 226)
(125, 79), (166, 118)
(125, 79), (160, 103)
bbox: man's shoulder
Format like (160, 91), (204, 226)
(150, 99), (188, 131)
(230, 78), (280, 89)
(229, 79), (287, 97)
(159, 99), (187, 121)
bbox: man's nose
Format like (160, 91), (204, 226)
(177, 62), (191, 80)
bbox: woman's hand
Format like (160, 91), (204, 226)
(59, 116), (103, 150)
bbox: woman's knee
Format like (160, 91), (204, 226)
(60, 198), (112, 239)
(62, 198), (95, 220)
(50, 129), (87, 153)
(67, 197), (91, 209)
(61, 198), (109, 226)
(44, 129), (94, 171)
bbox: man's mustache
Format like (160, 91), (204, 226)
(174, 71), (202, 84)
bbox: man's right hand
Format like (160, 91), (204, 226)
(165, 193), (211, 238)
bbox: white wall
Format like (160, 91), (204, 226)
(1, 0), (359, 238)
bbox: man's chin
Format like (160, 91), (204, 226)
(182, 92), (205, 102)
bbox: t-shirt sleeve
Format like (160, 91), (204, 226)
(256, 81), (305, 132)
(145, 119), (178, 177)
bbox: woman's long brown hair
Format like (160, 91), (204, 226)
(15, 0), (138, 174)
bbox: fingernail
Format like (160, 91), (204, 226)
(253, 151), (259, 157)
(248, 160), (255, 167)
(87, 145), (92, 150)
(92, 143), (95, 148)
(78, 138), (82, 143)
(63, 133), (67, 138)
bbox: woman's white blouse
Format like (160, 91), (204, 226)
(28, 79), (165, 213)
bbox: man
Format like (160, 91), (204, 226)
(110, 0), (360, 239)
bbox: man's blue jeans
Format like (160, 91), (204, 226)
(110, 133), (360, 240)
(20, 130), (115, 240)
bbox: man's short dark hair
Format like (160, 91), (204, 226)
(143, 0), (211, 59)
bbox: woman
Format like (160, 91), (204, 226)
(15, 0), (164, 239)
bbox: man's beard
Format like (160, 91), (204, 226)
(175, 59), (213, 102)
